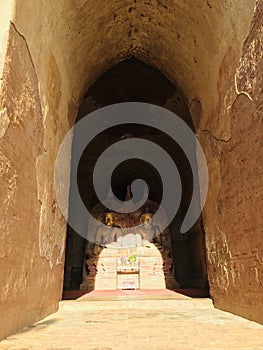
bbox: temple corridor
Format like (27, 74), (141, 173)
(0, 0), (262, 345)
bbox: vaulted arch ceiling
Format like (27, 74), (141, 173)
(12, 0), (256, 138)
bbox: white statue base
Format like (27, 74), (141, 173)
(80, 241), (180, 290)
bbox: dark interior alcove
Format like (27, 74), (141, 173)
(63, 58), (208, 292)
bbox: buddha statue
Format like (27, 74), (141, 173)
(138, 208), (162, 247)
(94, 211), (122, 252)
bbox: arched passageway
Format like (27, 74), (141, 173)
(63, 58), (208, 292)
(0, 0), (261, 340)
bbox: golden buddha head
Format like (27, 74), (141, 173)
(140, 210), (153, 227)
(103, 212), (115, 226)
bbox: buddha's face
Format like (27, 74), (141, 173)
(104, 213), (114, 226)
(141, 213), (153, 226)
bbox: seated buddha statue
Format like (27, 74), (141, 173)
(137, 208), (162, 247)
(94, 211), (122, 252)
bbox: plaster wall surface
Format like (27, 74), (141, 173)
(201, 2), (263, 323)
(0, 24), (63, 340)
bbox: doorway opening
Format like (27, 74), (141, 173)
(63, 58), (208, 297)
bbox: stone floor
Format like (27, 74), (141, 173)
(1, 290), (263, 350)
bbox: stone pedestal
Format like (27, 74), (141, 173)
(80, 244), (180, 290)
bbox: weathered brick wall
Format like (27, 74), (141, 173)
(202, 2), (263, 324)
(0, 24), (64, 339)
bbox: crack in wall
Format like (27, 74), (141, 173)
(201, 129), (232, 143)
(10, 21), (44, 120)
